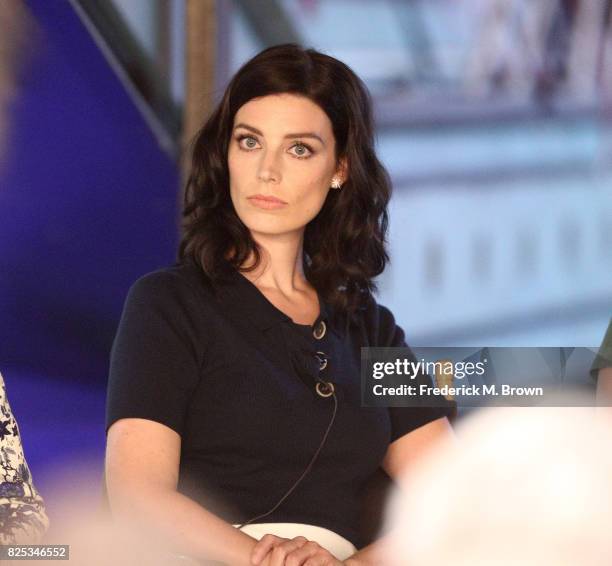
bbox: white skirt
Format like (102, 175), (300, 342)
(234, 522), (358, 560)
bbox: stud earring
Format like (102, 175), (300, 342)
(331, 177), (342, 190)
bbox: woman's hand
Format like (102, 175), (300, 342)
(251, 534), (345, 566)
(250, 534), (306, 565)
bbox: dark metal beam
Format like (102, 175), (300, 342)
(234, 0), (302, 46)
(71, 0), (180, 157)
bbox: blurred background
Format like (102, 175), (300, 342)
(0, 0), (610, 520)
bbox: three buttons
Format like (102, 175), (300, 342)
(313, 320), (326, 340)
(305, 318), (333, 398)
(313, 321), (332, 398)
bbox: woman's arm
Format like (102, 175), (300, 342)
(594, 320), (612, 408)
(106, 417), (269, 566)
(0, 373), (49, 544)
(596, 367), (612, 406)
(344, 417), (455, 566)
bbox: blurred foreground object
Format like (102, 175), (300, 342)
(39, 466), (203, 566)
(385, 402), (612, 566)
(0, 0), (32, 166)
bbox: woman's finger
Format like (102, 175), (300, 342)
(267, 537), (310, 566)
(250, 534), (286, 565)
(283, 540), (323, 566)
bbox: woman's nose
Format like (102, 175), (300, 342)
(257, 148), (282, 184)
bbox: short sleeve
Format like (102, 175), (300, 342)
(591, 319), (612, 380)
(375, 303), (456, 443)
(106, 271), (206, 436)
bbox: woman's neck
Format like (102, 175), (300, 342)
(239, 231), (310, 295)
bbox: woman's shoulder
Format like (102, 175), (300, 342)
(352, 291), (405, 348)
(114, 263), (219, 358)
(126, 261), (215, 304)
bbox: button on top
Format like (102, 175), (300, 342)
(313, 320), (326, 340)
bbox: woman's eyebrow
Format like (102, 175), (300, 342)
(234, 123), (325, 145)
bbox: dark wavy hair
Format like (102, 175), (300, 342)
(179, 43), (392, 322)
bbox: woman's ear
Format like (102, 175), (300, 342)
(336, 157), (348, 185)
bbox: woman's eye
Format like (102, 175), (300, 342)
(238, 136), (259, 150)
(290, 143), (313, 159)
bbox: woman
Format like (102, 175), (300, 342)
(105, 43), (455, 566)
(0, 2), (49, 545)
(0, 372), (49, 543)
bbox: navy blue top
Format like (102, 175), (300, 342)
(106, 261), (453, 548)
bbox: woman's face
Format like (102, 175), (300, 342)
(227, 93), (344, 238)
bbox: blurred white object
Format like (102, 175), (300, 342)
(384, 402), (612, 565)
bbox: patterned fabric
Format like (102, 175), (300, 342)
(0, 372), (49, 543)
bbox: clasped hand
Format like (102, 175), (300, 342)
(250, 534), (347, 566)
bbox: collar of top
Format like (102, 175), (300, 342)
(216, 264), (341, 338)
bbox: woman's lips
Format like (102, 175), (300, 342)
(247, 195), (287, 210)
